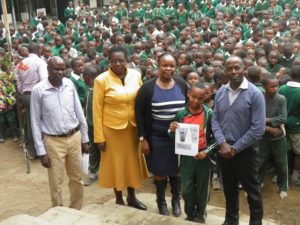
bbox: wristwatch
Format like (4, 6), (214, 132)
(139, 136), (144, 141)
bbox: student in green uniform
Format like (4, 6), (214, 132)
(189, 4), (202, 21)
(144, 4), (153, 21)
(279, 65), (300, 186)
(153, 2), (165, 19)
(70, 57), (88, 107)
(169, 82), (214, 223)
(247, 66), (265, 93)
(82, 64), (101, 186)
(269, 0), (283, 21)
(64, 1), (76, 21)
(258, 75), (288, 199)
(201, 0), (216, 18)
(135, 2), (145, 21)
(177, 4), (188, 25)
(165, 1), (176, 20)
(291, 1), (300, 19)
(119, 2), (129, 20)
(267, 50), (282, 74)
(51, 36), (65, 56)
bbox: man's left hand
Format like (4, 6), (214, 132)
(219, 146), (236, 159)
(81, 143), (89, 154)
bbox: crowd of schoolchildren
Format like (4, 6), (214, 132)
(0, 0), (300, 221)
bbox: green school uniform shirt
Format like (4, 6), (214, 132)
(269, 5), (283, 20)
(220, 5), (236, 14)
(201, 5), (216, 18)
(246, 6), (256, 15)
(43, 32), (52, 45)
(51, 45), (65, 56)
(177, 10), (188, 25)
(119, 8), (128, 19)
(135, 8), (145, 21)
(292, 8), (300, 18)
(266, 64), (282, 74)
(189, 10), (201, 21)
(70, 74), (88, 107)
(64, 7), (75, 19)
(153, 7), (165, 19)
(144, 10), (153, 20)
(0, 37), (7, 47)
(165, 7), (176, 19)
(99, 58), (109, 71)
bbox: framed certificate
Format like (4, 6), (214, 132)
(175, 123), (199, 156)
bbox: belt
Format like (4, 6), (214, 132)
(23, 91), (31, 95)
(45, 125), (80, 138)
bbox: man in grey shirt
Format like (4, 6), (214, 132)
(30, 57), (88, 209)
(212, 57), (265, 225)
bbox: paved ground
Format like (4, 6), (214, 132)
(0, 138), (299, 224)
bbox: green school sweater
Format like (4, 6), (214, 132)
(70, 75), (88, 107)
(177, 10), (188, 24)
(51, 45), (65, 56)
(279, 83), (300, 133)
(266, 64), (281, 74)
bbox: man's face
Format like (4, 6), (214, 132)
(225, 58), (244, 85)
(48, 61), (65, 85)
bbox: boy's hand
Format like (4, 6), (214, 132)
(96, 142), (106, 152)
(194, 151), (207, 160)
(269, 127), (283, 137)
(40, 154), (51, 168)
(169, 121), (179, 133)
(141, 139), (150, 156)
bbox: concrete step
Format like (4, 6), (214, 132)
(38, 207), (117, 225)
(0, 214), (51, 225)
(83, 193), (276, 225)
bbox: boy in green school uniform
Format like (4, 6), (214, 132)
(51, 36), (65, 56)
(169, 83), (215, 223)
(189, 4), (202, 21)
(292, 1), (300, 19)
(153, 2), (165, 19)
(82, 65), (100, 186)
(258, 75), (288, 199)
(119, 2), (129, 20)
(267, 51), (282, 74)
(177, 4), (188, 25)
(70, 58), (88, 107)
(201, 0), (216, 19)
(64, 1), (76, 20)
(135, 2), (145, 21)
(144, 4), (154, 20)
(165, 1), (176, 20)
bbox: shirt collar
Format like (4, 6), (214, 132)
(226, 77), (249, 91)
(71, 72), (81, 80)
(287, 81), (300, 88)
(45, 77), (70, 90)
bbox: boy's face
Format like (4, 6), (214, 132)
(264, 79), (279, 96)
(73, 60), (84, 74)
(178, 54), (187, 66)
(268, 52), (278, 65)
(203, 67), (214, 80)
(187, 87), (206, 108)
(187, 73), (200, 86)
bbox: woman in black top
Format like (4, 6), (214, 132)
(135, 53), (188, 216)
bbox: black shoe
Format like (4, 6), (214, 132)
(171, 199), (181, 217)
(222, 221), (239, 225)
(127, 198), (147, 210)
(185, 216), (194, 221)
(194, 217), (206, 224)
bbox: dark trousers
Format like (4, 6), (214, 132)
(21, 93), (36, 157)
(88, 124), (100, 174)
(0, 110), (18, 138)
(180, 156), (211, 219)
(258, 137), (288, 191)
(219, 146), (263, 225)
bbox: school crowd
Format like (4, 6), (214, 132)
(0, 0), (300, 224)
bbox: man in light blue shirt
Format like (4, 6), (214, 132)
(212, 56), (265, 225)
(31, 56), (89, 210)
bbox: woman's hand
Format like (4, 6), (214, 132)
(169, 121), (179, 133)
(96, 142), (106, 152)
(141, 139), (150, 156)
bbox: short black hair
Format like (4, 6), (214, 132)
(157, 53), (176, 65)
(71, 57), (82, 69)
(190, 82), (206, 91)
(108, 46), (128, 61)
(291, 65), (300, 80)
(261, 75), (277, 86)
(83, 65), (98, 77)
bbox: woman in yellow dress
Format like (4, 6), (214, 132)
(93, 46), (148, 209)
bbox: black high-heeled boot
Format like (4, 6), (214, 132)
(154, 179), (169, 216)
(169, 176), (182, 217)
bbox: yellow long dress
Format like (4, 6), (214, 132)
(93, 68), (148, 191)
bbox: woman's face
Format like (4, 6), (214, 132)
(158, 55), (176, 80)
(109, 51), (127, 76)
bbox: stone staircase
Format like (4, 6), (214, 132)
(0, 193), (276, 225)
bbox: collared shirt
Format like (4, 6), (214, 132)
(286, 81), (300, 88)
(212, 79), (265, 153)
(16, 53), (48, 94)
(71, 72), (81, 80)
(226, 77), (248, 105)
(30, 78), (89, 156)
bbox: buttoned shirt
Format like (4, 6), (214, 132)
(30, 78), (89, 156)
(226, 77), (248, 105)
(16, 53), (48, 94)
